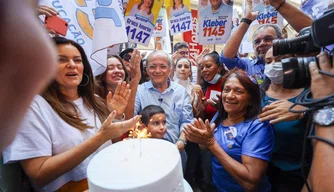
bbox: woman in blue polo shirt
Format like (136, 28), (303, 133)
(183, 69), (274, 192)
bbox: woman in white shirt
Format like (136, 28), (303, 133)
(3, 37), (140, 191)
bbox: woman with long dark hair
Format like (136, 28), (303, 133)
(3, 37), (140, 191)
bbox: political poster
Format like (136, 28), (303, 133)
(198, 0), (233, 45)
(39, 0), (128, 76)
(166, 0), (192, 35)
(125, 0), (162, 46)
(239, 0), (283, 54)
(152, 7), (168, 37)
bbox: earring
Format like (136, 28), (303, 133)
(80, 74), (89, 86)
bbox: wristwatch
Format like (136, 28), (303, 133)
(313, 107), (334, 126)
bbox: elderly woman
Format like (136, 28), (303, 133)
(3, 37), (140, 191)
(184, 69), (274, 192)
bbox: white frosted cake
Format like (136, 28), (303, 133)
(87, 139), (192, 192)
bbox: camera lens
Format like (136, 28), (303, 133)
(281, 57), (317, 88)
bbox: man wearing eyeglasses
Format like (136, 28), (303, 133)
(170, 42), (190, 81)
(135, 50), (193, 171)
(220, 0), (312, 85)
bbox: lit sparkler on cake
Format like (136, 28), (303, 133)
(128, 122), (152, 139)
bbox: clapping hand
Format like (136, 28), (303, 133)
(183, 118), (216, 148)
(107, 82), (131, 119)
(192, 88), (207, 118)
(100, 110), (141, 140)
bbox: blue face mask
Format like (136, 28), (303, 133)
(208, 74), (222, 84)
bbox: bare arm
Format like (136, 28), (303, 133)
(125, 49), (142, 119)
(270, 0), (312, 32)
(0, 0), (56, 151)
(183, 119), (269, 191)
(222, 4), (258, 58)
(209, 143), (268, 191)
(304, 52), (334, 191)
(21, 112), (140, 187)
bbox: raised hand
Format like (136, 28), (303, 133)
(129, 49), (142, 80)
(245, 0), (259, 21)
(107, 82), (131, 118)
(37, 5), (59, 16)
(183, 118), (216, 147)
(195, 48), (210, 66)
(99, 110), (141, 140)
(259, 100), (306, 124)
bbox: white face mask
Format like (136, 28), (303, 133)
(264, 62), (283, 84)
(208, 73), (222, 84)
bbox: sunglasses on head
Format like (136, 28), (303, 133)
(123, 53), (131, 62)
(179, 51), (189, 55)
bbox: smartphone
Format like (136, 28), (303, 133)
(44, 16), (68, 36)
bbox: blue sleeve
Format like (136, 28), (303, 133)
(219, 53), (246, 70)
(242, 119), (274, 161)
(134, 89), (141, 115)
(180, 89), (194, 131)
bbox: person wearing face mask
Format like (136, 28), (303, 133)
(200, 52), (228, 121)
(220, 0), (312, 85)
(258, 47), (312, 192)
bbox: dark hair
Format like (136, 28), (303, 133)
(214, 69), (261, 126)
(139, 105), (166, 126)
(173, 42), (189, 52)
(252, 24), (282, 41)
(175, 57), (192, 79)
(138, 0), (154, 15)
(95, 55), (129, 98)
(173, 0), (184, 9)
(201, 51), (227, 92)
(42, 37), (110, 130)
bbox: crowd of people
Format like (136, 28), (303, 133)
(1, 0), (334, 192)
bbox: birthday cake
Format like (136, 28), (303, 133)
(87, 139), (191, 192)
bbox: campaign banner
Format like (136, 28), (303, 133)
(183, 10), (203, 61)
(183, 9), (202, 84)
(152, 7), (167, 37)
(166, 0), (192, 35)
(239, 0), (283, 54)
(198, 0), (233, 45)
(125, 0), (162, 46)
(92, 0), (128, 75)
(39, 0), (128, 76)
(301, 0), (329, 19)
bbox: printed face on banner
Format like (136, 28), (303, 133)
(125, 0), (162, 46)
(239, 0), (283, 54)
(198, 0), (233, 45)
(165, 0), (192, 35)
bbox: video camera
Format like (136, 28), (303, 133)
(272, 8), (334, 88)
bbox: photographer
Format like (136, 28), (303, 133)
(301, 52), (334, 192)
(220, 0), (312, 84)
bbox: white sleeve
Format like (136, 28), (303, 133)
(3, 98), (52, 164)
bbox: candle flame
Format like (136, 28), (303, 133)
(128, 122), (152, 139)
